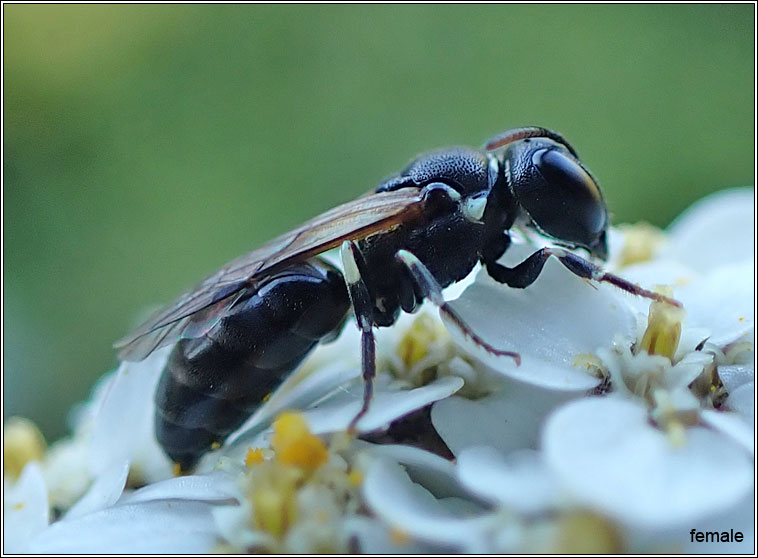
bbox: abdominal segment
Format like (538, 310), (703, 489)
(154, 258), (349, 470)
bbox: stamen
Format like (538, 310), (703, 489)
(271, 412), (328, 472)
(250, 464), (302, 538)
(638, 286), (685, 360)
(650, 390), (695, 448)
(245, 447), (266, 467)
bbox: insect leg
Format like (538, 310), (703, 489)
(396, 250), (521, 364)
(485, 248), (681, 307)
(340, 241), (378, 433)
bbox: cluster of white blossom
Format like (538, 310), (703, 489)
(4, 187), (754, 553)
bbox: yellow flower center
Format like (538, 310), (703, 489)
(616, 222), (666, 267)
(244, 412), (360, 546)
(397, 313), (444, 369)
(250, 462), (303, 538)
(554, 511), (623, 553)
(3, 416), (46, 479)
(271, 412), (328, 472)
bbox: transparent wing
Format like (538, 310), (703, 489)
(115, 187), (426, 361)
(118, 288), (250, 361)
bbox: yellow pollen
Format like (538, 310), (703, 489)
(3, 416), (46, 479)
(397, 314), (444, 369)
(639, 286), (684, 360)
(263, 392), (272, 402)
(210, 441), (221, 450)
(616, 222), (665, 267)
(390, 526), (411, 545)
(172, 462), (183, 477)
(245, 447), (266, 467)
(271, 412), (327, 472)
(13, 502), (25, 511)
(348, 471), (364, 486)
(555, 511), (623, 553)
(253, 484), (296, 538)
(250, 462), (302, 539)
(738, 316), (745, 322)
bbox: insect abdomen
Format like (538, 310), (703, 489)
(154, 259), (349, 470)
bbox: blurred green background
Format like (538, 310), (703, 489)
(3, 4), (754, 441)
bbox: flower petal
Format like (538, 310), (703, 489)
(64, 460), (129, 519)
(41, 436), (93, 511)
(456, 446), (564, 514)
(675, 261), (754, 346)
(29, 500), (221, 554)
(719, 364), (755, 392)
(3, 463), (49, 553)
(362, 456), (495, 549)
(118, 470), (241, 505)
(221, 375), (464, 466)
(664, 187), (755, 272)
(432, 378), (579, 456)
(724, 382), (754, 424)
(343, 516), (444, 554)
(666, 351), (714, 390)
(354, 442), (462, 499)
(303, 375), (464, 435)
(88, 350), (173, 482)
(700, 409), (754, 456)
(447, 249), (634, 390)
(543, 397), (753, 529)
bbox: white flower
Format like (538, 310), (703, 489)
(7, 187), (753, 553)
(542, 396), (753, 529)
(359, 445), (496, 552)
(456, 446), (566, 516)
(662, 187), (754, 273)
(432, 187), (754, 545)
(3, 463), (49, 553)
(432, 375), (579, 457)
(87, 349), (175, 484)
(19, 315), (465, 553)
(29, 491), (230, 553)
(719, 363), (754, 423)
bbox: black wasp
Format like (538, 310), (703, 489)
(115, 126), (679, 470)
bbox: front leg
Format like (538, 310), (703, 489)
(486, 247), (681, 307)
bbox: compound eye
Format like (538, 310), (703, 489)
(526, 148), (607, 244)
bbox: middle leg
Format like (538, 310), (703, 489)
(396, 249), (521, 365)
(341, 241), (379, 433)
